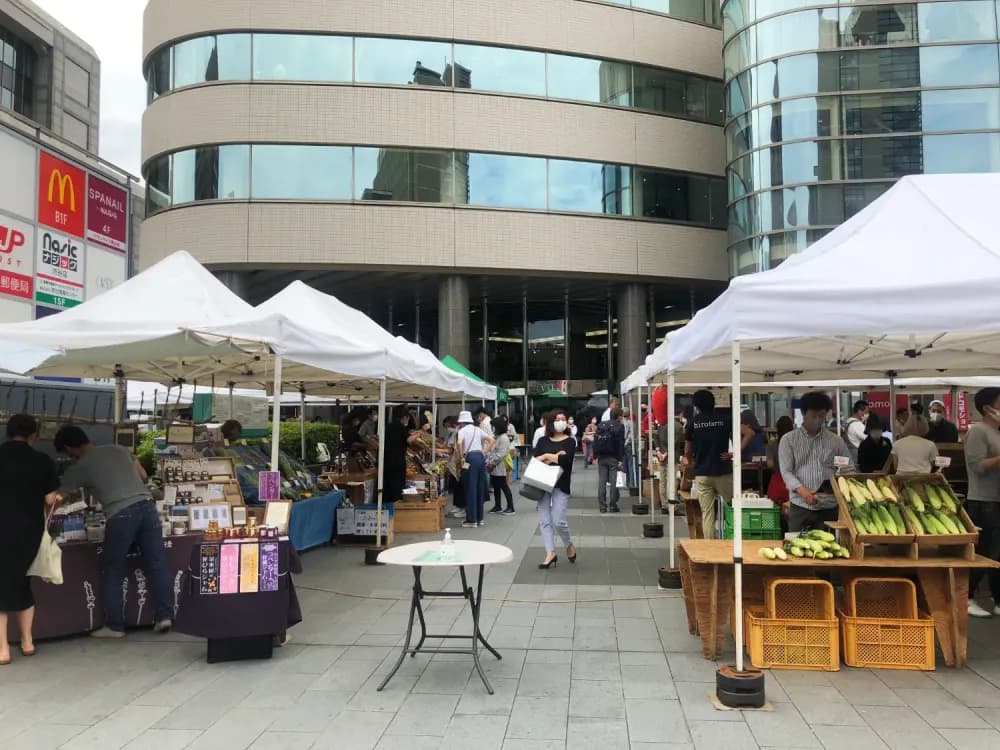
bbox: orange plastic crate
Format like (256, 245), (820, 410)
(840, 610), (935, 670)
(843, 577), (918, 620)
(765, 578), (836, 620)
(746, 605), (840, 671)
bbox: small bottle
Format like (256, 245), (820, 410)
(439, 528), (455, 562)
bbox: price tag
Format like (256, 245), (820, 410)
(753, 455), (768, 464)
(935, 456), (952, 469)
(833, 456), (851, 468)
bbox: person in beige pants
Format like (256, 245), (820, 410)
(684, 390), (734, 539)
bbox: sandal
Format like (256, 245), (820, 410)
(20, 645), (36, 657)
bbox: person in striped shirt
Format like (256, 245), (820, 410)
(779, 391), (855, 532)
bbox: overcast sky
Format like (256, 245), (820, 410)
(35, 0), (145, 177)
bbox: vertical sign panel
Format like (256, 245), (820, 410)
(35, 228), (84, 308)
(86, 174), (128, 252)
(0, 213), (34, 300)
(37, 152), (86, 237)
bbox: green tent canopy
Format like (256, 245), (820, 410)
(537, 387), (568, 400)
(440, 355), (508, 402)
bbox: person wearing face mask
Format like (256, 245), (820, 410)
(892, 415), (938, 474)
(926, 400), (960, 444)
(857, 413), (893, 473)
(780, 391), (855, 532)
(533, 410), (577, 569)
(965, 388), (1000, 617)
(843, 400), (869, 465)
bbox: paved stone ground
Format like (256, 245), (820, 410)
(3, 459), (1000, 749)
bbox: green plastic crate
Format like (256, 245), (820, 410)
(723, 503), (782, 540)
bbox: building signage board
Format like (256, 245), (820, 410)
(38, 151), (86, 238)
(0, 213), (35, 300)
(86, 174), (128, 252)
(0, 130), (36, 221)
(35, 227), (84, 307)
(85, 245), (127, 299)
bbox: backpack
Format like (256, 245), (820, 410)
(593, 421), (618, 457)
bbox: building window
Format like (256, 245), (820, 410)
(252, 34), (351, 81)
(252, 145), (352, 199)
(0, 27), (37, 120)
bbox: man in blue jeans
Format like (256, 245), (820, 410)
(55, 426), (173, 638)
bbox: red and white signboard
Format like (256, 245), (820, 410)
(37, 151), (86, 238)
(864, 391), (911, 423)
(86, 174), (129, 252)
(943, 392), (971, 431)
(0, 213), (34, 300)
(35, 228), (84, 308)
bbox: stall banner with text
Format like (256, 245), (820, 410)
(0, 213), (34, 300)
(259, 470), (281, 502)
(239, 543), (259, 593)
(943, 392), (971, 431)
(219, 544), (239, 594)
(37, 152), (85, 238)
(86, 174), (128, 252)
(260, 543), (279, 592)
(199, 544), (220, 595)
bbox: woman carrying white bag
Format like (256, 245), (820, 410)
(531, 410), (578, 570)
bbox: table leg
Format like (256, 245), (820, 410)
(463, 565), (495, 695)
(378, 566), (422, 691)
(411, 568), (428, 657)
(679, 546), (697, 635)
(917, 568), (970, 668)
(688, 561), (733, 660)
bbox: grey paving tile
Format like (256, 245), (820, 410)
(622, 664), (677, 701)
(374, 736), (442, 750)
(618, 636), (665, 653)
(385, 693), (459, 737)
(313, 709), (392, 750)
(936, 728), (1000, 750)
(871, 670), (940, 691)
(793, 698), (866, 727)
(567, 717), (630, 749)
(929, 671), (1000, 709)
(744, 701), (820, 748)
(572, 651), (621, 682)
(570, 680), (626, 719)
(483, 648), (527, 680)
(506, 697), (568, 741)
(7, 723), (87, 750)
(525, 649), (573, 665)
(501, 740), (565, 750)
(812, 725), (889, 750)
(240, 673), (316, 709)
(855, 705), (930, 733)
(309, 658), (381, 692)
(529, 635), (575, 651)
(443, 714), (508, 749)
(268, 690), (352, 733)
(675, 681), (744, 723)
(518, 662), (571, 698)
(892, 689), (990, 729)
(183, 707), (280, 750)
(412, 662), (475, 695)
(666, 654), (719, 684)
(873, 729), (952, 750)
(624, 699), (690, 744)
(249, 731), (319, 749)
(61, 705), (173, 750)
(973, 707), (1000, 730)
(688, 720), (758, 750)
(488, 626), (533, 650)
(574, 626), (620, 651)
(827, 672), (905, 707)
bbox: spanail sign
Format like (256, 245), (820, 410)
(86, 174), (128, 253)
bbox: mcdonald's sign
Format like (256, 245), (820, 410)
(37, 151), (85, 238)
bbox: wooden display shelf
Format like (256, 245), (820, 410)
(831, 473), (916, 560)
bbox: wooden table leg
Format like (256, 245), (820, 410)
(917, 568), (970, 668)
(687, 561), (734, 660)
(679, 546), (697, 635)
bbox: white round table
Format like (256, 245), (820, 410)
(377, 540), (514, 695)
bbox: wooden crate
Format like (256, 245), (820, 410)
(394, 497), (445, 534)
(831, 473), (916, 560)
(894, 474), (977, 561)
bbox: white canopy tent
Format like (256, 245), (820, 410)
(627, 173), (1000, 678)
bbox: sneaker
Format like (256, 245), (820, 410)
(992, 604), (1000, 617)
(478, 521), (486, 527)
(610, 506), (621, 513)
(489, 507), (504, 514)
(90, 627), (125, 639)
(969, 600), (992, 618)
(462, 522), (477, 528)
(153, 619), (173, 634)
(448, 509), (465, 518)
(503, 508), (516, 515)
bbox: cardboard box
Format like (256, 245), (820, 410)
(394, 497), (445, 534)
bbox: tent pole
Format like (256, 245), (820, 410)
(835, 387), (842, 434)
(732, 341), (745, 673)
(376, 378), (388, 548)
(667, 371), (676, 569)
(889, 373), (897, 437)
(649, 385), (656, 523)
(270, 356), (283, 471)
(432, 389), (438, 482)
(113, 368), (125, 424)
(300, 386), (307, 461)
(638, 385), (644, 508)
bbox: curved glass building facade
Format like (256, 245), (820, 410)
(723, 0), (1000, 273)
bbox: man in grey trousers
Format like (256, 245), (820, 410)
(595, 408), (626, 513)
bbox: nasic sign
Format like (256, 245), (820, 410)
(37, 151), (86, 238)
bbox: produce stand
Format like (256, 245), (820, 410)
(678, 539), (999, 668)
(288, 489), (345, 551)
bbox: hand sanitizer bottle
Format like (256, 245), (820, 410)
(439, 528), (455, 561)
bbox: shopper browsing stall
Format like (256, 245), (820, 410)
(892, 415), (938, 473)
(534, 410), (577, 569)
(927, 400), (960, 444)
(684, 390), (733, 539)
(487, 416), (515, 515)
(457, 410), (493, 528)
(843, 400), (870, 464)
(383, 405), (423, 507)
(964, 387), (1000, 618)
(0, 415), (62, 664)
(857, 414), (893, 474)
(55, 425), (173, 639)
(779, 391), (855, 532)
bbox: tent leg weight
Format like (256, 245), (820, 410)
(658, 566), (682, 589)
(716, 665), (765, 708)
(365, 546), (387, 566)
(632, 502), (650, 515)
(643, 522), (664, 538)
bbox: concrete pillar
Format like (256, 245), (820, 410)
(438, 275), (470, 364)
(215, 270), (250, 300)
(616, 283), (647, 384)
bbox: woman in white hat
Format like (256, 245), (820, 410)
(457, 410), (493, 527)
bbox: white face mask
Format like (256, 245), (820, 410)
(929, 412), (943, 423)
(553, 420), (568, 433)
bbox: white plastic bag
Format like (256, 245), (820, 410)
(616, 470), (628, 489)
(28, 521), (63, 585)
(523, 457), (563, 492)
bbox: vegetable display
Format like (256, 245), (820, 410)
(837, 476), (908, 536)
(758, 530), (850, 561)
(897, 480), (973, 535)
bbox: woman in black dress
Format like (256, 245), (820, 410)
(0, 414), (61, 664)
(382, 404), (421, 505)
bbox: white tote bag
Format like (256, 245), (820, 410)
(28, 513), (63, 585)
(522, 457), (563, 492)
(616, 470), (628, 489)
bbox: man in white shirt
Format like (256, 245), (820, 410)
(532, 416), (547, 448)
(601, 397), (619, 423)
(475, 407), (493, 438)
(844, 400), (869, 463)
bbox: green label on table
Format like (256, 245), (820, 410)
(414, 549), (464, 563)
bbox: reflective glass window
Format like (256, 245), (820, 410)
(486, 302), (524, 384)
(453, 44), (545, 96)
(923, 132), (1000, 173)
(770, 183), (846, 229)
(726, 112), (753, 160)
(766, 139), (841, 186)
(707, 81), (725, 124)
(722, 0), (752, 39)
(919, 44), (1000, 86)
(172, 35), (250, 88)
(217, 35), (251, 79)
(766, 228), (831, 268)
(547, 55), (631, 106)
(756, 8), (840, 61)
(839, 5), (917, 48)
(844, 135), (922, 179)
(729, 237), (761, 276)
(724, 30), (755, 79)
(840, 46), (921, 90)
(145, 155), (170, 214)
(147, 46), (171, 102)
(754, 96), (840, 148)
(252, 34), (351, 81)
(922, 87), (1000, 131)
(631, 0), (716, 24)
(843, 91), (921, 135)
(755, 0), (826, 16)
(634, 66), (708, 119)
(355, 38), (453, 85)
(172, 145), (250, 204)
(844, 181), (892, 217)
(726, 71), (752, 117)
(728, 195), (755, 241)
(568, 299), (610, 381)
(467, 153), (547, 209)
(918, 1), (997, 43)
(633, 169), (712, 224)
(549, 160), (630, 215)
(709, 178), (728, 226)
(251, 145), (352, 199)
(527, 301), (565, 381)
(355, 147), (458, 202)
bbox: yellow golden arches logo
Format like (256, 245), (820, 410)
(47, 169), (77, 211)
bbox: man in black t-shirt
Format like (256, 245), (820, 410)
(684, 390), (733, 539)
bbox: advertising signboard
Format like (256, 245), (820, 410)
(86, 174), (129, 252)
(0, 213), (34, 300)
(86, 245), (127, 299)
(37, 151), (86, 238)
(35, 227), (84, 307)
